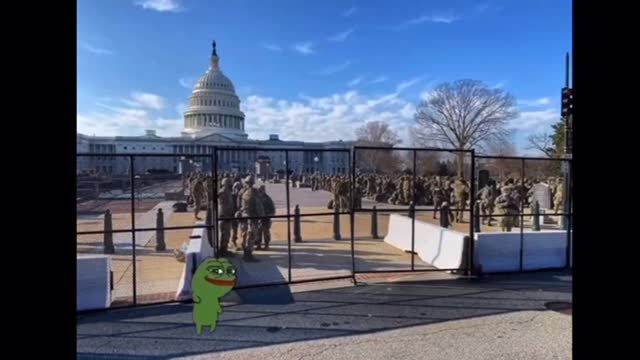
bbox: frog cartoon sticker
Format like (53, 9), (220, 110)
(191, 257), (237, 334)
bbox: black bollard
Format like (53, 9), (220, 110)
(333, 206), (342, 240)
(156, 208), (166, 251)
(440, 203), (451, 228)
(103, 209), (115, 254)
(294, 205), (302, 243)
(532, 200), (541, 231)
(473, 202), (481, 233)
(371, 206), (380, 239)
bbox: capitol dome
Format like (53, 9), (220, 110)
(182, 41), (247, 140)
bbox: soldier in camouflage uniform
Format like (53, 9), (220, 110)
(256, 185), (275, 250)
(432, 181), (445, 219)
(366, 175), (376, 199)
(553, 177), (564, 226)
(230, 175), (243, 249)
(237, 175), (263, 261)
(452, 178), (470, 223)
(217, 178), (235, 257)
(401, 176), (413, 205)
(495, 187), (519, 232)
(478, 182), (496, 226)
(191, 176), (206, 220)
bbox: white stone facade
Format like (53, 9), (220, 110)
(77, 42), (352, 176)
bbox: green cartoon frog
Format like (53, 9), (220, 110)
(191, 257), (237, 334)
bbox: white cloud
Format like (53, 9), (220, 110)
(343, 7), (357, 17)
(80, 42), (113, 55)
(328, 28), (355, 42)
(262, 43), (282, 52)
(316, 60), (352, 75)
(396, 77), (424, 92)
(241, 90), (415, 144)
(347, 76), (364, 87)
(519, 97), (552, 107)
(369, 76), (388, 84)
(179, 77), (196, 89)
(135, 0), (183, 12)
(395, 13), (460, 30)
(120, 92), (167, 110)
(509, 108), (559, 130)
(77, 106), (183, 137)
(294, 42), (316, 55)
(400, 103), (416, 119)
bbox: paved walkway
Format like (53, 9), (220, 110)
(77, 271), (572, 360)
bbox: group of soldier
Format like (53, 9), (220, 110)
(314, 172), (565, 232)
(184, 172), (275, 262)
(181, 170), (566, 262)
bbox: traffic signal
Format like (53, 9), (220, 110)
(561, 87), (573, 118)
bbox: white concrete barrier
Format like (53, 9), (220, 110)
(384, 214), (573, 273)
(474, 230), (572, 273)
(175, 223), (215, 301)
(384, 214), (466, 269)
(77, 254), (112, 311)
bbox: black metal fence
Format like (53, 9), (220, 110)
(76, 147), (573, 310)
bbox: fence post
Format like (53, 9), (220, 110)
(371, 206), (379, 239)
(206, 204), (214, 249)
(294, 205), (302, 243)
(333, 205), (342, 240)
(155, 208), (166, 251)
(473, 202), (481, 233)
(440, 203), (450, 228)
(103, 209), (115, 254)
(532, 201), (541, 231)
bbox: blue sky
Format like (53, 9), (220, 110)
(77, 0), (572, 154)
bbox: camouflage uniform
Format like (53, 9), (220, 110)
(432, 186), (445, 219)
(217, 178), (235, 257)
(238, 176), (264, 261)
(452, 178), (469, 223)
(401, 176), (413, 205)
(495, 187), (519, 232)
(479, 184), (496, 226)
(230, 178), (243, 248)
(256, 185), (275, 249)
(191, 177), (206, 220)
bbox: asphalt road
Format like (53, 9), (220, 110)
(77, 271), (572, 360)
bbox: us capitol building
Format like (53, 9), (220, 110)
(77, 41), (352, 176)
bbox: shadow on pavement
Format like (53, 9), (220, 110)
(77, 270), (572, 360)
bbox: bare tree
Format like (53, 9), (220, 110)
(354, 121), (402, 173)
(484, 138), (518, 156)
(355, 121), (402, 145)
(413, 79), (518, 176)
(526, 133), (556, 158)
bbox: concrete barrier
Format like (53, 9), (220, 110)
(474, 230), (572, 273)
(175, 223), (215, 301)
(77, 254), (112, 311)
(384, 214), (573, 273)
(384, 214), (466, 269)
